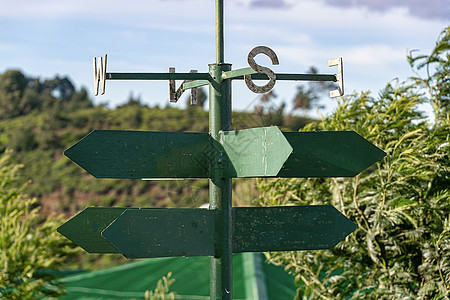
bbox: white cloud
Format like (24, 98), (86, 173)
(344, 44), (405, 66)
(321, 0), (450, 21)
(0, 0), (446, 110)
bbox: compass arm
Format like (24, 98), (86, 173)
(226, 72), (337, 82)
(94, 51), (343, 99)
(105, 72), (211, 81)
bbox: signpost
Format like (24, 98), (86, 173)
(59, 0), (386, 299)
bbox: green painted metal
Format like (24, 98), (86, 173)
(210, 12), (234, 290)
(106, 72), (211, 81)
(105, 72), (335, 84)
(216, 0), (224, 64)
(209, 61), (233, 299)
(220, 126), (293, 177)
(57, 207), (126, 253)
(64, 129), (385, 180)
(183, 79), (210, 89)
(64, 206), (356, 257)
(278, 131), (386, 177)
(221, 67), (257, 80)
(64, 130), (210, 179)
(233, 206), (357, 252)
(102, 209), (215, 259)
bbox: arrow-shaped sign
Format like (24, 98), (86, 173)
(57, 207), (126, 253)
(220, 126), (292, 177)
(65, 128), (384, 179)
(102, 208), (215, 259)
(232, 205), (356, 252)
(64, 127), (293, 179)
(65, 130), (210, 178)
(59, 206), (356, 258)
(278, 131), (386, 177)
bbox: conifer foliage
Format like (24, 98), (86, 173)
(257, 27), (449, 298)
(0, 152), (78, 298)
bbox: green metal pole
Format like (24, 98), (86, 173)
(210, 2), (232, 299)
(216, 0), (224, 64)
(209, 62), (232, 300)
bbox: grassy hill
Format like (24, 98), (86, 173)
(0, 70), (313, 219)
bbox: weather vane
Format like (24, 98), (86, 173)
(92, 45), (343, 101)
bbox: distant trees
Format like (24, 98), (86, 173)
(291, 66), (336, 112)
(257, 27), (449, 298)
(0, 70), (92, 119)
(252, 90), (286, 127)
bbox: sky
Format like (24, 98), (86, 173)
(0, 0), (448, 116)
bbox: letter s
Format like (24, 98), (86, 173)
(244, 46), (279, 94)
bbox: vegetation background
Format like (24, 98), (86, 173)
(258, 27), (449, 299)
(0, 25), (448, 298)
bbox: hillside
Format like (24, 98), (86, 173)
(0, 69), (313, 218)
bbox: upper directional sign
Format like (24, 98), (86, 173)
(65, 128), (385, 179)
(65, 130), (210, 178)
(278, 131), (386, 177)
(220, 126), (292, 177)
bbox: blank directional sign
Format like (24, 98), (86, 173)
(102, 209), (215, 259)
(57, 207), (126, 253)
(65, 128), (384, 180)
(86, 205), (357, 258)
(232, 206), (356, 252)
(278, 131), (386, 177)
(65, 130), (210, 178)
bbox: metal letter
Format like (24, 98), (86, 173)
(190, 70), (198, 105)
(328, 57), (344, 97)
(244, 46), (279, 94)
(169, 68), (198, 105)
(93, 54), (107, 96)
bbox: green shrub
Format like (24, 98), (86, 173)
(257, 27), (449, 299)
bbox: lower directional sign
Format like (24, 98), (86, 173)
(102, 208), (215, 259)
(232, 205), (357, 252)
(57, 207), (126, 253)
(59, 206), (357, 258)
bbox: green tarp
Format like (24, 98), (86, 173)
(59, 253), (296, 299)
